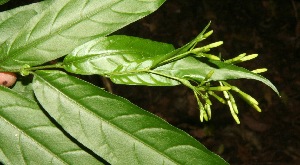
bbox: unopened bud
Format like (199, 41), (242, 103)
(252, 68), (268, 73)
(203, 30), (213, 38)
(240, 54), (258, 62)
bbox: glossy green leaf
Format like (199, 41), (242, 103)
(110, 71), (180, 86)
(63, 36), (179, 86)
(64, 35), (179, 86)
(155, 57), (279, 95)
(0, 0), (166, 70)
(64, 35), (175, 75)
(11, 79), (36, 100)
(33, 70), (228, 165)
(111, 57), (279, 95)
(0, 1), (50, 44)
(0, 86), (105, 165)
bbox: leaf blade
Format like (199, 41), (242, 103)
(0, 0), (166, 70)
(0, 1), (50, 45)
(155, 57), (279, 95)
(64, 35), (179, 86)
(33, 70), (228, 165)
(64, 35), (175, 75)
(63, 35), (278, 94)
(110, 57), (279, 95)
(0, 86), (105, 165)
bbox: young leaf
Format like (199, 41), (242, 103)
(110, 72), (180, 86)
(64, 35), (179, 86)
(116, 57), (279, 95)
(33, 70), (228, 165)
(63, 33), (278, 95)
(64, 35), (175, 75)
(155, 57), (279, 95)
(154, 22), (213, 66)
(0, 0), (166, 70)
(0, 86), (105, 165)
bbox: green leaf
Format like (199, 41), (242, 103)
(33, 70), (228, 165)
(0, 1), (50, 44)
(64, 35), (179, 86)
(155, 57), (279, 95)
(110, 72), (180, 86)
(11, 79), (36, 100)
(63, 34), (278, 93)
(0, 0), (166, 70)
(0, 86), (105, 165)
(64, 35), (175, 75)
(0, 0), (10, 6)
(111, 57), (279, 95)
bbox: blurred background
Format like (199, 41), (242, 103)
(2, 0), (299, 164)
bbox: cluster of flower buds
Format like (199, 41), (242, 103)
(184, 51), (265, 124)
(174, 28), (267, 123)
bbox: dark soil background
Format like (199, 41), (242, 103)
(2, 0), (300, 164)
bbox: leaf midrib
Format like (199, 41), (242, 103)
(0, 106), (68, 165)
(65, 50), (147, 64)
(2, 0), (123, 65)
(35, 74), (181, 165)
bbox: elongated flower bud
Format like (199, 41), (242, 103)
(252, 68), (268, 73)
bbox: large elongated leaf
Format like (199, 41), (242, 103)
(154, 57), (279, 94)
(0, 0), (50, 44)
(64, 35), (175, 75)
(64, 35), (179, 86)
(0, 0), (166, 70)
(111, 57), (279, 94)
(0, 86), (105, 165)
(33, 70), (228, 165)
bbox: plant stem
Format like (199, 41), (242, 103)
(27, 63), (64, 71)
(0, 63), (64, 73)
(156, 51), (191, 67)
